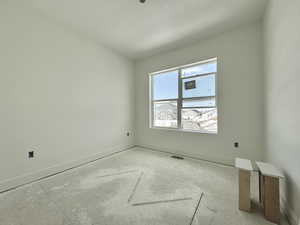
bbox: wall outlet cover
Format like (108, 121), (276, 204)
(28, 151), (34, 158)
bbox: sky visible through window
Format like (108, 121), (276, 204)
(182, 75), (215, 98)
(152, 62), (216, 100)
(152, 70), (178, 100)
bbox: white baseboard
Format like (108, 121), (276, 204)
(2, 144), (298, 225)
(136, 144), (233, 167)
(281, 197), (299, 225)
(0, 144), (135, 193)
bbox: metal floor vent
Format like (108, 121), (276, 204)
(171, 155), (184, 160)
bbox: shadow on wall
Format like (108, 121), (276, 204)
(281, 172), (300, 225)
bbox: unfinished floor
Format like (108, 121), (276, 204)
(0, 147), (289, 225)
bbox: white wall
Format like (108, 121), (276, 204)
(135, 22), (264, 165)
(264, 1), (300, 224)
(0, 2), (134, 187)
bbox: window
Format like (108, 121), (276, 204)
(150, 58), (218, 133)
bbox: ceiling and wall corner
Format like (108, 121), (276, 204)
(14, 0), (268, 60)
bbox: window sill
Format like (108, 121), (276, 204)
(150, 126), (218, 134)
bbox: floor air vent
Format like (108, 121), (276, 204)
(171, 155), (184, 160)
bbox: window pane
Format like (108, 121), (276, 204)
(152, 70), (178, 100)
(153, 101), (177, 128)
(182, 97), (216, 108)
(182, 61), (216, 77)
(182, 74), (215, 98)
(182, 108), (217, 133)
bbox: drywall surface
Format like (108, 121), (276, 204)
(135, 22), (264, 165)
(0, 2), (134, 185)
(264, 1), (300, 224)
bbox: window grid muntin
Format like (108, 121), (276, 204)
(150, 59), (217, 133)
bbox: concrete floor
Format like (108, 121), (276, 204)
(0, 147), (289, 225)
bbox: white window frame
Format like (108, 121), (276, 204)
(149, 58), (218, 133)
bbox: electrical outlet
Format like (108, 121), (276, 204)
(234, 142), (239, 148)
(28, 151), (34, 158)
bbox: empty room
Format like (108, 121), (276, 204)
(0, 0), (299, 224)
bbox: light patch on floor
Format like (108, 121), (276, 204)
(0, 147), (289, 225)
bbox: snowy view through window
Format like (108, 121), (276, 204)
(151, 59), (217, 133)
